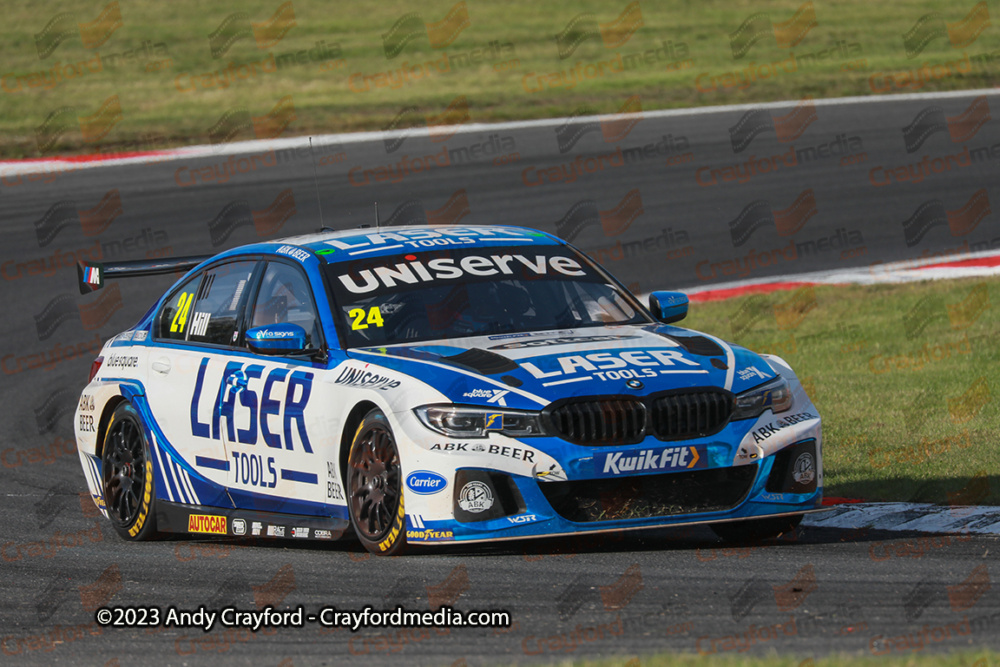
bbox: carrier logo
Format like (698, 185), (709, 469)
(188, 514), (227, 534)
(597, 445), (705, 476)
(406, 470), (448, 494)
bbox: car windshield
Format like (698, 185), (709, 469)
(324, 245), (651, 347)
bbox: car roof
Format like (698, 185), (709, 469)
(270, 225), (562, 263)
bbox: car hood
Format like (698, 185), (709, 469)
(345, 325), (778, 410)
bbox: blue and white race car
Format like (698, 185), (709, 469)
(75, 224), (822, 555)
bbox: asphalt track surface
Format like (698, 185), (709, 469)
(2, 90), (1000, 664)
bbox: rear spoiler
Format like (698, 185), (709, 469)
(76, 256), (212, 294)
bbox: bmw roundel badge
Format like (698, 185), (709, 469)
(626, 379), (644, 389)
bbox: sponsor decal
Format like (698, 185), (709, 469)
(333, 366), (401, 390)
(337, 251), (585, 295)
(457, 480), (494, 513)
(314, 529), (333, 539)
(190, 358), (314, 453)
(188, 514), (227, 535)
(489, 334), (639, 350)
(461, 388), (510, 406)
(251, 521), (263, 536)
(737, 367), (771, 381)
(749, 411), (818, 444)
(521, 349), (702, 385)
(266, 525), (285, 537)
(291, 527), (309, 538)
(406, 528), (455, 541)
(429, 442), (536, 462)
(792, 452), (815, 485)
(596, 445), (706, 476)
(406, 470), (448, 495)
(507, 514), (539, 525)
(104, 354), (138, 369)
(232, 518), (247, 536)
(275, 244), (309, 262)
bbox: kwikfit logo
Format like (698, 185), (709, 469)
(598, 445), (702, 475)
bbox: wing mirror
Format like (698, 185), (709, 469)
(246, 323), (309, 355)
(648, 291), (689, 324)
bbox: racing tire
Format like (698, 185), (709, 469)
(347, 409), (407, 556)
(710, 514), (803, 543)
(102, 402), (158, 541)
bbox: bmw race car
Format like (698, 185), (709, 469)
(75, 224), (822, 555)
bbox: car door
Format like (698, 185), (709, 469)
(221, 258), (335, 517)
(144, 259), (261, 509)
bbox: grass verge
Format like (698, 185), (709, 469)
(682, 276), (1000, 505)
(0, 0), (997, 157)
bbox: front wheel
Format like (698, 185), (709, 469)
(710, 514), (802, 543)
(347, 409), (407, 556)
(102, 402), (158, 540)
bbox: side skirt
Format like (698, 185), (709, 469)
(157, 501), (350, 541)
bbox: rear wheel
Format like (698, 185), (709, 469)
(347, 409), (407, 556)
(102, 403), (158, 540)
(710, 514), (802, 543)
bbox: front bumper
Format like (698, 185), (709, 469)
(391, 395), (823, 546)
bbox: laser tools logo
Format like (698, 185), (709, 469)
(729, 2), (817, 59)
(554, 2), (644, 59)
(901, 2), (991, 58)
(382, 2), (471, 59)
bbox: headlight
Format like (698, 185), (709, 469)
(732, 376), (792, 420)
(414, 405), (544, 438)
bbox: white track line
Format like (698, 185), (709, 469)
(804, 503), (1000, 535)
(3, 88), (998, 177)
